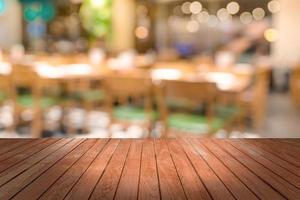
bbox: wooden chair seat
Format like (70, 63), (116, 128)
(157, 80), (242, 137)
(113, 105), (158, 122)
(63, 89), (105, 103)
(16, 94), (59, 109)
(214, 104), (241, 120)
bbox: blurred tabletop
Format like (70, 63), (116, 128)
(1, 54), (257, 93)
(0, 138), (299, 199)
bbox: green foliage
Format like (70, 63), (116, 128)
(80, 0), (112, 39)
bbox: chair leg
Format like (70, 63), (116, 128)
(83, 102), (93, 134)
(32, 109), (42, 138)
(10, 105), (19, 134)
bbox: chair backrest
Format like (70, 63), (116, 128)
(103, 75), (153, 120)
(156, 80), (218, 137)
(11, 64), (60, 98)
(159, 80), (217, 106)
(104, 75), (152, 101)
(11, 64), (39, 88)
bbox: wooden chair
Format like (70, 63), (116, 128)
(156, 80), (237, 138)
(63, 77), (105, 134)
(103, 75), (155, 137)
(10, 64), (61, 137)
(240, 67), (271, 129)
(290, 66), (300, 107)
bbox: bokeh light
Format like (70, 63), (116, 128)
(226, 1), (240, 15)
(23, 1), (55, 22)
(197, 11), (210, 23)
(190, 1), (202, 14)
(217, 8), (231, 22)
(181, 2), (191, 14)
(264, 28), (279, 42)
(135, 26), (149, 39)
(240, 12), (253, 24)
(252, 8), (265, 21)
(80, 0), (112, 38)
(268, 0), (281, 14)
(0, 0), (6, 15)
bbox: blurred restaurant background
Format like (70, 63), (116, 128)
(0, 0), (299, 138)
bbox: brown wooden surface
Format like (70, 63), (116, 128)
(0, 139), (299, 200)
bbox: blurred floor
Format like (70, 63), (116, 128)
(260, 92), (300, 138)
(0, 92), (299, 138)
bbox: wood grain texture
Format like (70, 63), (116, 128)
(89, 139), (131, 200)
(167, 139), (211, 200)
(138, 139), (160, 200)
(178, 139), (235, 200)
(0, 138), (298, 200)
(190, 139), (258, 200)
(114, 140), (143, 200)
(215, 139), (300, 199)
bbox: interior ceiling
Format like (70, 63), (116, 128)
(157, 0), (270, 8)
(157, 0), (272, 15)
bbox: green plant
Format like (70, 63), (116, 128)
(80, 0), (112, 40)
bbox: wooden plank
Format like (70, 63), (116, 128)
(154, 139), (187, 200)
(250, 140), (300, 167)
(36, 139), (108, 200)
(64, 139), (120, 200)
(114, 140), (143, 200)
(0, 138), (297, 200)
(0, 139), (26, 151)
(228, 140), (300, 189)
(215, 140), (300, 199)
(89, 140), (131, 200)
(0, 139), (59, 173)
(243, 140), (300, 177)
(178, 139), (235, 200)
(0, 139), (34, 155)
(12, 139), (102, 200)
(0, 139), (70, 186)
(203, 139), (284, 200)
(0, 139), (48, 162)
(268, 138), (300, 151)
(138, 139), (160, 200)
(264, 140), (300, 159)
(190, 139), (258, 200)
(0, 139), (85, 199)
(167, 139), (212, 200)
(278, 139), (300, 148)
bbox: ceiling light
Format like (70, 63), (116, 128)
(268, 0), (281, 13)
(252, 8), (265, 21)
(240, 12), (253, 24)
(181, 2), (191, 14)
(226, 1), (240, 15)
(190, 1), (202, 14)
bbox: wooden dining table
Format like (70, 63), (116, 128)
(4, 57), (255, 95)
(0, 138), (299, 200)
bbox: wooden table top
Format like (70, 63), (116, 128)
(0, 138), (299, 200)
(4, 59), (253, 93)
